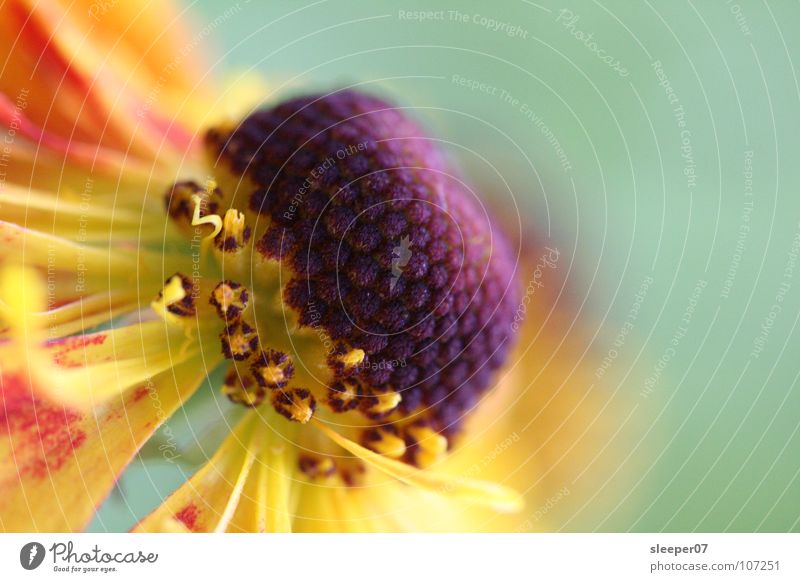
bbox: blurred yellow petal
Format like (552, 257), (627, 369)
(0, 185), (152, 243)
(0, 220), (136, 275)
(2, 291), (139, 340)
(440, 243), (641, 531)
(0, 266), (203, 409)
(0, 225), (189, 317)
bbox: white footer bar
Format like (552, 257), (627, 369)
(0, 533), (797, 581)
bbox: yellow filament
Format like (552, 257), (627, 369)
(191, 194), (223, 255)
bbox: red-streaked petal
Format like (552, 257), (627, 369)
(133, 415), (260, 533)
(0, 357), (208, 532)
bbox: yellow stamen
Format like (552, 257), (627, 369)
(328, 346), (367, 378)
(407, 425), (449, 468)
(341, 348), (365, 368)
(272, 388), (316, 424)
(368, 390), (402, 415)
(215, 284), (234, 308)
(251, 350), (294, 389)
(151, 275), (188, 325)
(210, 281), (249, 321)
(222, 368), (265, 408)
(220, 321), (258, 361)
(260, 366), (285, 386)
(326, 379), (361, 412)
(315, 420), (524, 513)
(365, 428), (407, 458)
(216, 209), (249, 252)
(191, 194), (223, 241)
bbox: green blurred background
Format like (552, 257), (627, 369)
(92, 0), (799, 532)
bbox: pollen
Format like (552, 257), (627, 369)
(328, 345), (366, 377)
(152, 274), (195, 321)
(298, 455), (337, 480)
(406, 424), (449, 468)
(326, 379), (362, 412)
(220, 320), (259, 361)
(363, 427), (406, 458)
(214, 209), (251, 252)
(251, 350), (294, 389)
(222, 368), (265, 408)
(272, 388), (316, 424)
(361, 390), (402, 417)
(209, 281), (249, 322)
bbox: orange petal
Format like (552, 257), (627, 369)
(0, 357), (208, 531)
(0, 0), (211, 187)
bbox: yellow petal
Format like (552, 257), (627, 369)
(0, 185), (161, 243)
(133, 414), (260, 533)
(0, 266), (201, 409)
(229, 435), (295, 533)
(437, 243), (642, 531)
(4, 322), (198, 411)
(0, 220), (134, 280)
(292, 466), (508, 532)
(3, 291), (139, 340)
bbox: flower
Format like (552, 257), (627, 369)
(0, 0), (625, 532)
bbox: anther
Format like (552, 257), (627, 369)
(339, 460), (367, 487)
(251, 349), (294, 389)
(326, 378), (362, 412)
(360, 389), (402, 418)
(209, 280), (249, 322)
(298, 455), (336, 480)
(327, 344), (366, 378)
(164, 181), (222, 228)
(271, 388), (316, 423)
(151, 273), (196, 322)
(214, 209), (251, 252)
(406, 424), (449, 468)
(222, 368), (266, 408)
(220, 320), (259, 361)
(363, 427), (406, 458)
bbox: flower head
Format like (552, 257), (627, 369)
(193, 90), (521, 470)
